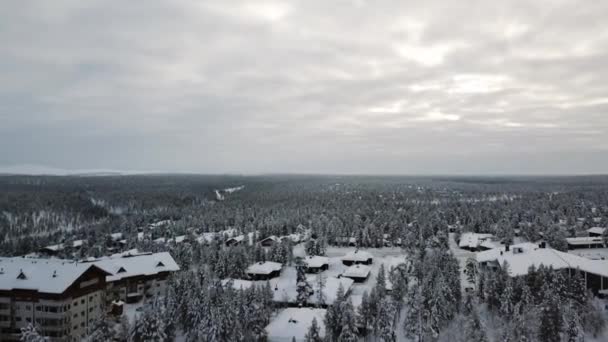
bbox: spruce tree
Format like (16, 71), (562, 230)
(305, 317), (323, 342)
(338, 299), (358, 342)
(376, 263), (387, 298)
(296, 257), (313, 306)
(538, 287), (562, 342)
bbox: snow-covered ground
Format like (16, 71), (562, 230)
(237, 245), (408, 309)
(266, 308), (327, 341)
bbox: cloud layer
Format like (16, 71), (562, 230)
(1, 0), (607, 174)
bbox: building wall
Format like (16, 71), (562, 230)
(105, 274), (170, 305)
(0, 271), (106, 342)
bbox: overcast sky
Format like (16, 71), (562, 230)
(1, 1), (607, 175)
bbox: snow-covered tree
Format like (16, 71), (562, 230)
(129, 299), (167, 342)
(296, 258), (313, 306)
(316, 273), (326, 307)
(375, 263), (387, 298)
(305, 317), (323, 342)
(86, 314), (114, 342)
(20, 324), (47, 342)
(338, 299), (358, 342)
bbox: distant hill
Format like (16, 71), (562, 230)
(0, 164), (146, 176)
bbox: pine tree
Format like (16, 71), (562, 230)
(316, 273), (326, 307)
(538, 287), (562, 342)
(296, 258), (313, 306)
(463, 308), (487, 342)
(357, 291), (373, 335)
(389, 264), (408, 305)
(376, 263), (387, 298)
(500, 277), (515, 319)
(564, 306), (583, 342)
(129, 299), (167, 342)
(305, 317), (323, 342)
(338, 299), (358, 342)
(376, 297), (397, 342)
(325, 283), (346, 341)
(567, 269), (587, 311)
(86, 314), (114, 342)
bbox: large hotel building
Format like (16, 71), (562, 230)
(0, 251), (179, 341)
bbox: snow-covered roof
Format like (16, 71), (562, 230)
(343, 264), (371, 278)
(336, 237), (357, 244)
(221, 278), (254, 290)
(566, 237), (605, 245)
(0, 257), (109, 294)
(479, 239), (501, 250)
(260, 236), (281, 243)
(87, 252), (180, 282)
(280, 234), (302, 243)
(226, 231), (257, 245)
(342, 250), (373, 262)
(476, 243), (608, 278)
(42, 240), (86, 251)
(110, 232), (123, 241)
(303, 256), (329, 268)
(587, 227), (606, 235)
(246, 261), (282, 275)
(197, 229), (238, 244)
(167, 235), (187, 244)
(458, 232), (494, 249)
(266, 308), (326, 342)
(148, 220), (172, 228)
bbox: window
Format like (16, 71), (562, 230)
(26, 317), (32, 323)
(25, 305), (31, 311)
(81, 299), (85, 304)
(15, 316), (22, 322)
(117, 267), (127, 273)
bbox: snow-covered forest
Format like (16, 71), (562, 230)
(1, 175), (608, 341)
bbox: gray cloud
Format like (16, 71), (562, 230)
(1, 0), (607, 174)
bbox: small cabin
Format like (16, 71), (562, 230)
(588, 227), (606, 238)
(246, 261), (282, 281)
(566, 237), (606, 250)
(303, 256), (329, 273)
(259, 236), (280, 247)
(341, 250), (373, 266)
(342, 264), (371, 283)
